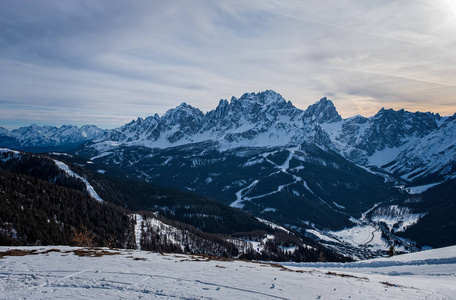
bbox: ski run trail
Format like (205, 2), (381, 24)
(53, 159), (104, 203)
(0, 245), (455, 299)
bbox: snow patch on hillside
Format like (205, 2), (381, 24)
(306, 229), (340, 243)
(371, 205), (426, 233)
(0, 148), (21, 162)
(406, 182), (442, 194)
(367, 145), (408, 167)
(332, 225), (388, 250)
(256, 217), (290, 234)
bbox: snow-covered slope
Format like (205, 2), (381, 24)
(0, 245), (454, 299)
(284, 244), (456, 273)
(385, 113), (456, 182)
(370, 205), (426, 233)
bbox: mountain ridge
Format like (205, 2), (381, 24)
(1, 90), (455, 184)
(82, 90), (454, 184)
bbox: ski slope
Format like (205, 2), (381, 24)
(53, 159), (104, 202)
(0, 245), (455, 299)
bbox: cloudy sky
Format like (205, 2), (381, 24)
(1, 0), (456, 129)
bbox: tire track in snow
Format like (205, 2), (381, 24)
(39, 267), (95, 288)
(102, 271), (289, 299)
(193, 279), (288, 299)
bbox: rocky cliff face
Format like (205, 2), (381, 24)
(322, 108), (441, 166)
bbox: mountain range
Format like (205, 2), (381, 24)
(3, 90), (454, 183)
(0, 124), (103, 152)
(1, 90), (455, 255)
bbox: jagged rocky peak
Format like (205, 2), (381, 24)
(231, 90), (289, 108)
(143, 114), (160, 125)
(162, 102), (204, 125)
(0, 126), (12, 137)
(210, 99), (230, 118)
(228, 90), (300, 120)
(253, 90), (287, 105)
(372, 107), (439, 137)
(160, 103), (205, 138)
(119, 117), (148, 133)
(304, 97), (342, 123)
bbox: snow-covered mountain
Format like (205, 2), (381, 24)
(0, 127), (12, 137)
(90, 90), (332, 153)
(80, 90), (454, 185)
(0, 124), (104, 151)
(3, 90), (453, 185)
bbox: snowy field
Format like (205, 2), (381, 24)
(0, 246), (455, 299)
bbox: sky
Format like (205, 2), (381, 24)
(1, 0), (456, 130)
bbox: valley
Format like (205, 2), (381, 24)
(1, 90), (455, 260)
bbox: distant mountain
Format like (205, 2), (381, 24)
(0, 124), (104, 152)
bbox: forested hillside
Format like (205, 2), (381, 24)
(0, 149), (349, 262)
(0, 169), (135, 247)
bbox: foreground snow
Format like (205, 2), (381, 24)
(1, 246), (455, 299)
